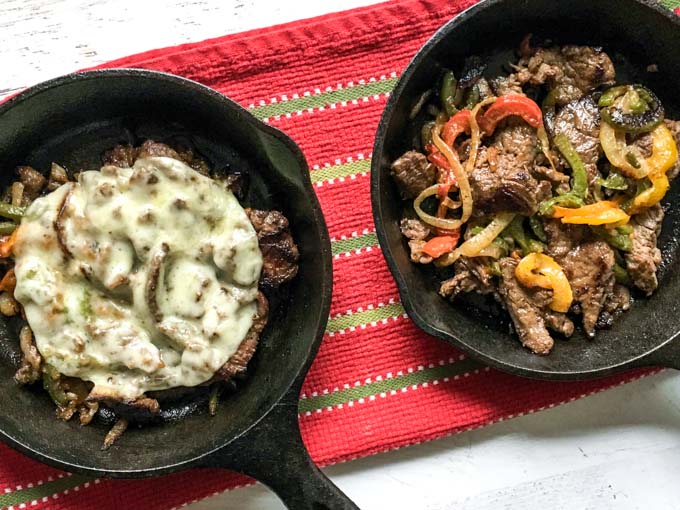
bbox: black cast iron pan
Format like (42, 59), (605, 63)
(372, 0), (680, 380)
(0, 69), (359, 510)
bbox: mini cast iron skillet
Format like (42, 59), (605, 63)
(372, 0), (680, 380)
(0, 70), (359, 510)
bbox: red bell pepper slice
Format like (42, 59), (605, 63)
(442, 109), (472, 146)
(478, 95), (543, 136)
(422, 232), (461, 258)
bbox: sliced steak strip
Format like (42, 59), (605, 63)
(498, 257), (554, 355)
(544, 219), (586, 260)
(560, 240), (615, 337)
(514, 45), (615, 106)
(391, 151), (436, 199)
(553, 95), (602, 182)
(489, 74), (525, 96)
(625, 204), (664, 295)
(246, 209), (300, 289)
(604, 284), (632, 315)
(470, 144), (551, 216)
(102, 144), (137, 168)
(440, 256), (497, 300)
(400, 217), (430, 240)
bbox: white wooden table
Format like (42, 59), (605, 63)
(2, 1), (680, 509)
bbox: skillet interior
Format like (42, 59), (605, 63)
(0, 70), (331, 475)
(372, 0), (680, 379)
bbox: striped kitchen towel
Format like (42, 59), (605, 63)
(1, 0), (678, 508)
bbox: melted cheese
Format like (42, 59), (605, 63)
(13, 157), (263, 400)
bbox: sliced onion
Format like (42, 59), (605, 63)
(452, 212), (516, 262)
(442, 197), (461, 209)
(600, 121), (649, 179)
(432, 127), (472, 227)
(413, 184), (466, 230)
(466, 97), (497, 174)
(476, 243), (504, 259)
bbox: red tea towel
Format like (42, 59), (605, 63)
(1, 0), (675, 508)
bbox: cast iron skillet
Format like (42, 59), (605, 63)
(0, 69), (359, 510)
(372, 0), (680, 380)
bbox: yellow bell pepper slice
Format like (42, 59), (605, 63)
(552, 200), (630, 225)
(515, 253), (573, 313)
(630, 124), (678, 212)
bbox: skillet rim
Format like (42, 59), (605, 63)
(0, 68), (333, 476)
(371, 0), (680, 380)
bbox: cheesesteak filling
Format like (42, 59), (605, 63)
(14, 156), (263, 400)
(2, 141), (299, 447)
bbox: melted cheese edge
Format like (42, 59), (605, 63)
(13, 157), (263, 400)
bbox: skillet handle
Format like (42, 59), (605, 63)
(635, 339), (680, 370)
(203, 387), (360, 510)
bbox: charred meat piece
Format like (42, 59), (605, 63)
(497, 257), (554, 355)
(604, 284), (632, 315)
(400, 217), (430, 240)
(559, 240), (615, 337)
(136, 140), (181, 160)
(545, 220), (615, 336)
(626, 204), (664, 295)
(102, 144), (137, 168)
(492, 121), (541, 165)
(47, 163), (70, 191)
(14, 326), (42, 385)
(514, 45), (615, 106)
(489, 74), (525, 96)
(17, 166), (46, 201)
(553, 95), (602, 182)
(469, 145), (551, 216)
(246, 209), (300, 288)
(223, 172), (249, 201)
(544, 219), (586, 260)
(440, 256), (498, 300)
(391, 151), (436, 199)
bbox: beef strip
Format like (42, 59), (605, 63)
(391, 150), (436, 198)
(497, 257), (554, 355)
(469, 142), (551, 216)
(400, 217), (430, 240)
(440, 256), (497, 300)
(102, 144), (137, 168)
(604, 284), (632, 315)
(246, 209), (300, 288)
(492, 121), (540, 165)
(544, 219), (586, 259)
(545, 219), (615, 336)
(136, 140), (181, 160)
(553, 95), (602, 182)
(625, 204), (664, 295)
(47, 163), (69, 191)
(560, 240), (615, 337)
(513, 45), (615, 106)
(17, 166), (46, 201)
(489, 74), (525, 96)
